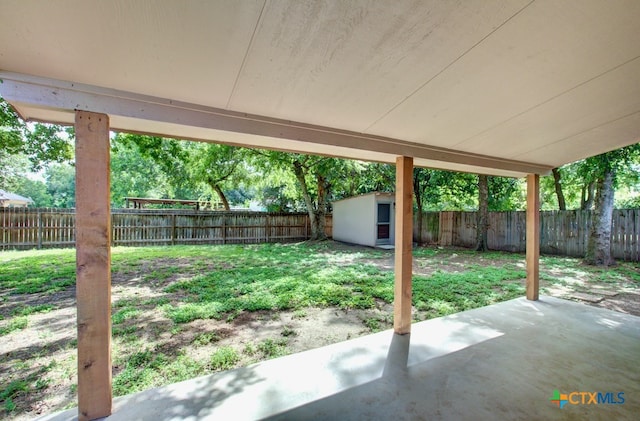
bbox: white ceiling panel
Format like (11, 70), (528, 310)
(368, 0), (640, 146)
(461, 57), (640, 160)
(227, 0), (529, 131)
(0, 0), (264, 107)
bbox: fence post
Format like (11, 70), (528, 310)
(37, 210), (43, 249)
(265, 214), (270, 243)
(171, 214), (177, 245)
(222, 216), (227, 245)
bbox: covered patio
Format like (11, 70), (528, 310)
(1, 1), (639, 419)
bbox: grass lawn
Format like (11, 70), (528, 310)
(0, 241), (638, 419)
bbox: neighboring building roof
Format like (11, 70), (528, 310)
(0, 189), (34, 206)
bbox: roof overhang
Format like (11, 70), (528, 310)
(1, 71), (549, 177)
(1, 0), (639, 178)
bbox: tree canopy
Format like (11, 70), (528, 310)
(2, 94), (639, 262)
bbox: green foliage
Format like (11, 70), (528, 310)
(0, 152), (30, 191)
(193, 332), (220, 346)
(12, 304), (55, 316)
(113, 351), (205, 396)
(0, 316), (28, 336)
(10, 177), (52, 207)
(209, 347), (239, 370)
(579, 145), (640, 186)
(45, 163), (76, 208)
(0, 98), (73, 172)
(164, 302), (224, 324)
(256, 338), (288, 359)
(112, 307), (141, 325)
(0, 380), (28, 409)
(110, 139), (173, 206)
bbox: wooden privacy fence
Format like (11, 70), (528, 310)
(2, 208), (638, 261)
(0, 208), (333, 250)
(415, 209), (639, 261)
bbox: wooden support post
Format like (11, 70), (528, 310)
(75, 111), (112, 420)
(394, 156), (413, 334)
(526, 174), (540, 301)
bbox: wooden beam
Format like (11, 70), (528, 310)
(75, 111), (112, 420)
(526, 173), (540, 301)
(0, 71), (553, 176)
(394, 156), (413, 334)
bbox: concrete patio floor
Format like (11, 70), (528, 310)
(41, 296), (639, 420)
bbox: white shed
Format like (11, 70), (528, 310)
(332, 192), (395, 247)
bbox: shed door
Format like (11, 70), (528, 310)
(377, 203), (390, 240)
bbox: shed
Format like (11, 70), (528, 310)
(332, 192), (395, 247)
(0, 189), (33, 208)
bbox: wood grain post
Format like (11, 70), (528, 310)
(75, 111), (112, 420)
(394, 156), (413, 334)
(526, 174), (540, 301)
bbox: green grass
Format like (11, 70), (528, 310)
(209, 347), (239, 371)
(256, 338), (288, 359)
(112, 307), (141, 325)
(112, 350), (205, 396)
(1, 242), (638, 418)
(193, 332), (219, 346)
(0, 315), (28, 336)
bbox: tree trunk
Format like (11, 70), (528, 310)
(476, 175), (489, 252)
(292, 160), (319, 239)
(315, 173), (329, 241)
(212, 184), (230, 211)
(413, 173), (423, 244)
(584, 170), (615, 266)
(552, 168), (566, 210)
(581, 181), (596, 210)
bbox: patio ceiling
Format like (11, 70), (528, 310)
(1, 0), (640, 177)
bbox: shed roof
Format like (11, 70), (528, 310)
(332, 192), (395, 204)
(1, 1), (639, 177)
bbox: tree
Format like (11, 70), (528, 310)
(476, 175), (489, 251)
(1, 98), (73, 171)
(551, 168), (567, 210)
(582, 144), (640, 266)
(413, 168), (431, 244)
(110, 139), (173, 206)
(251, 151), (352, 240)
(45, 163), (76, 208)
(12, 177), (52, 207)
(187, 144), (248, 211)
(113, 133), (197, 200)
(0, 152), (30, 190)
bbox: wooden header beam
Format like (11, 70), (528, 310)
(0, 71), (552, 176)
